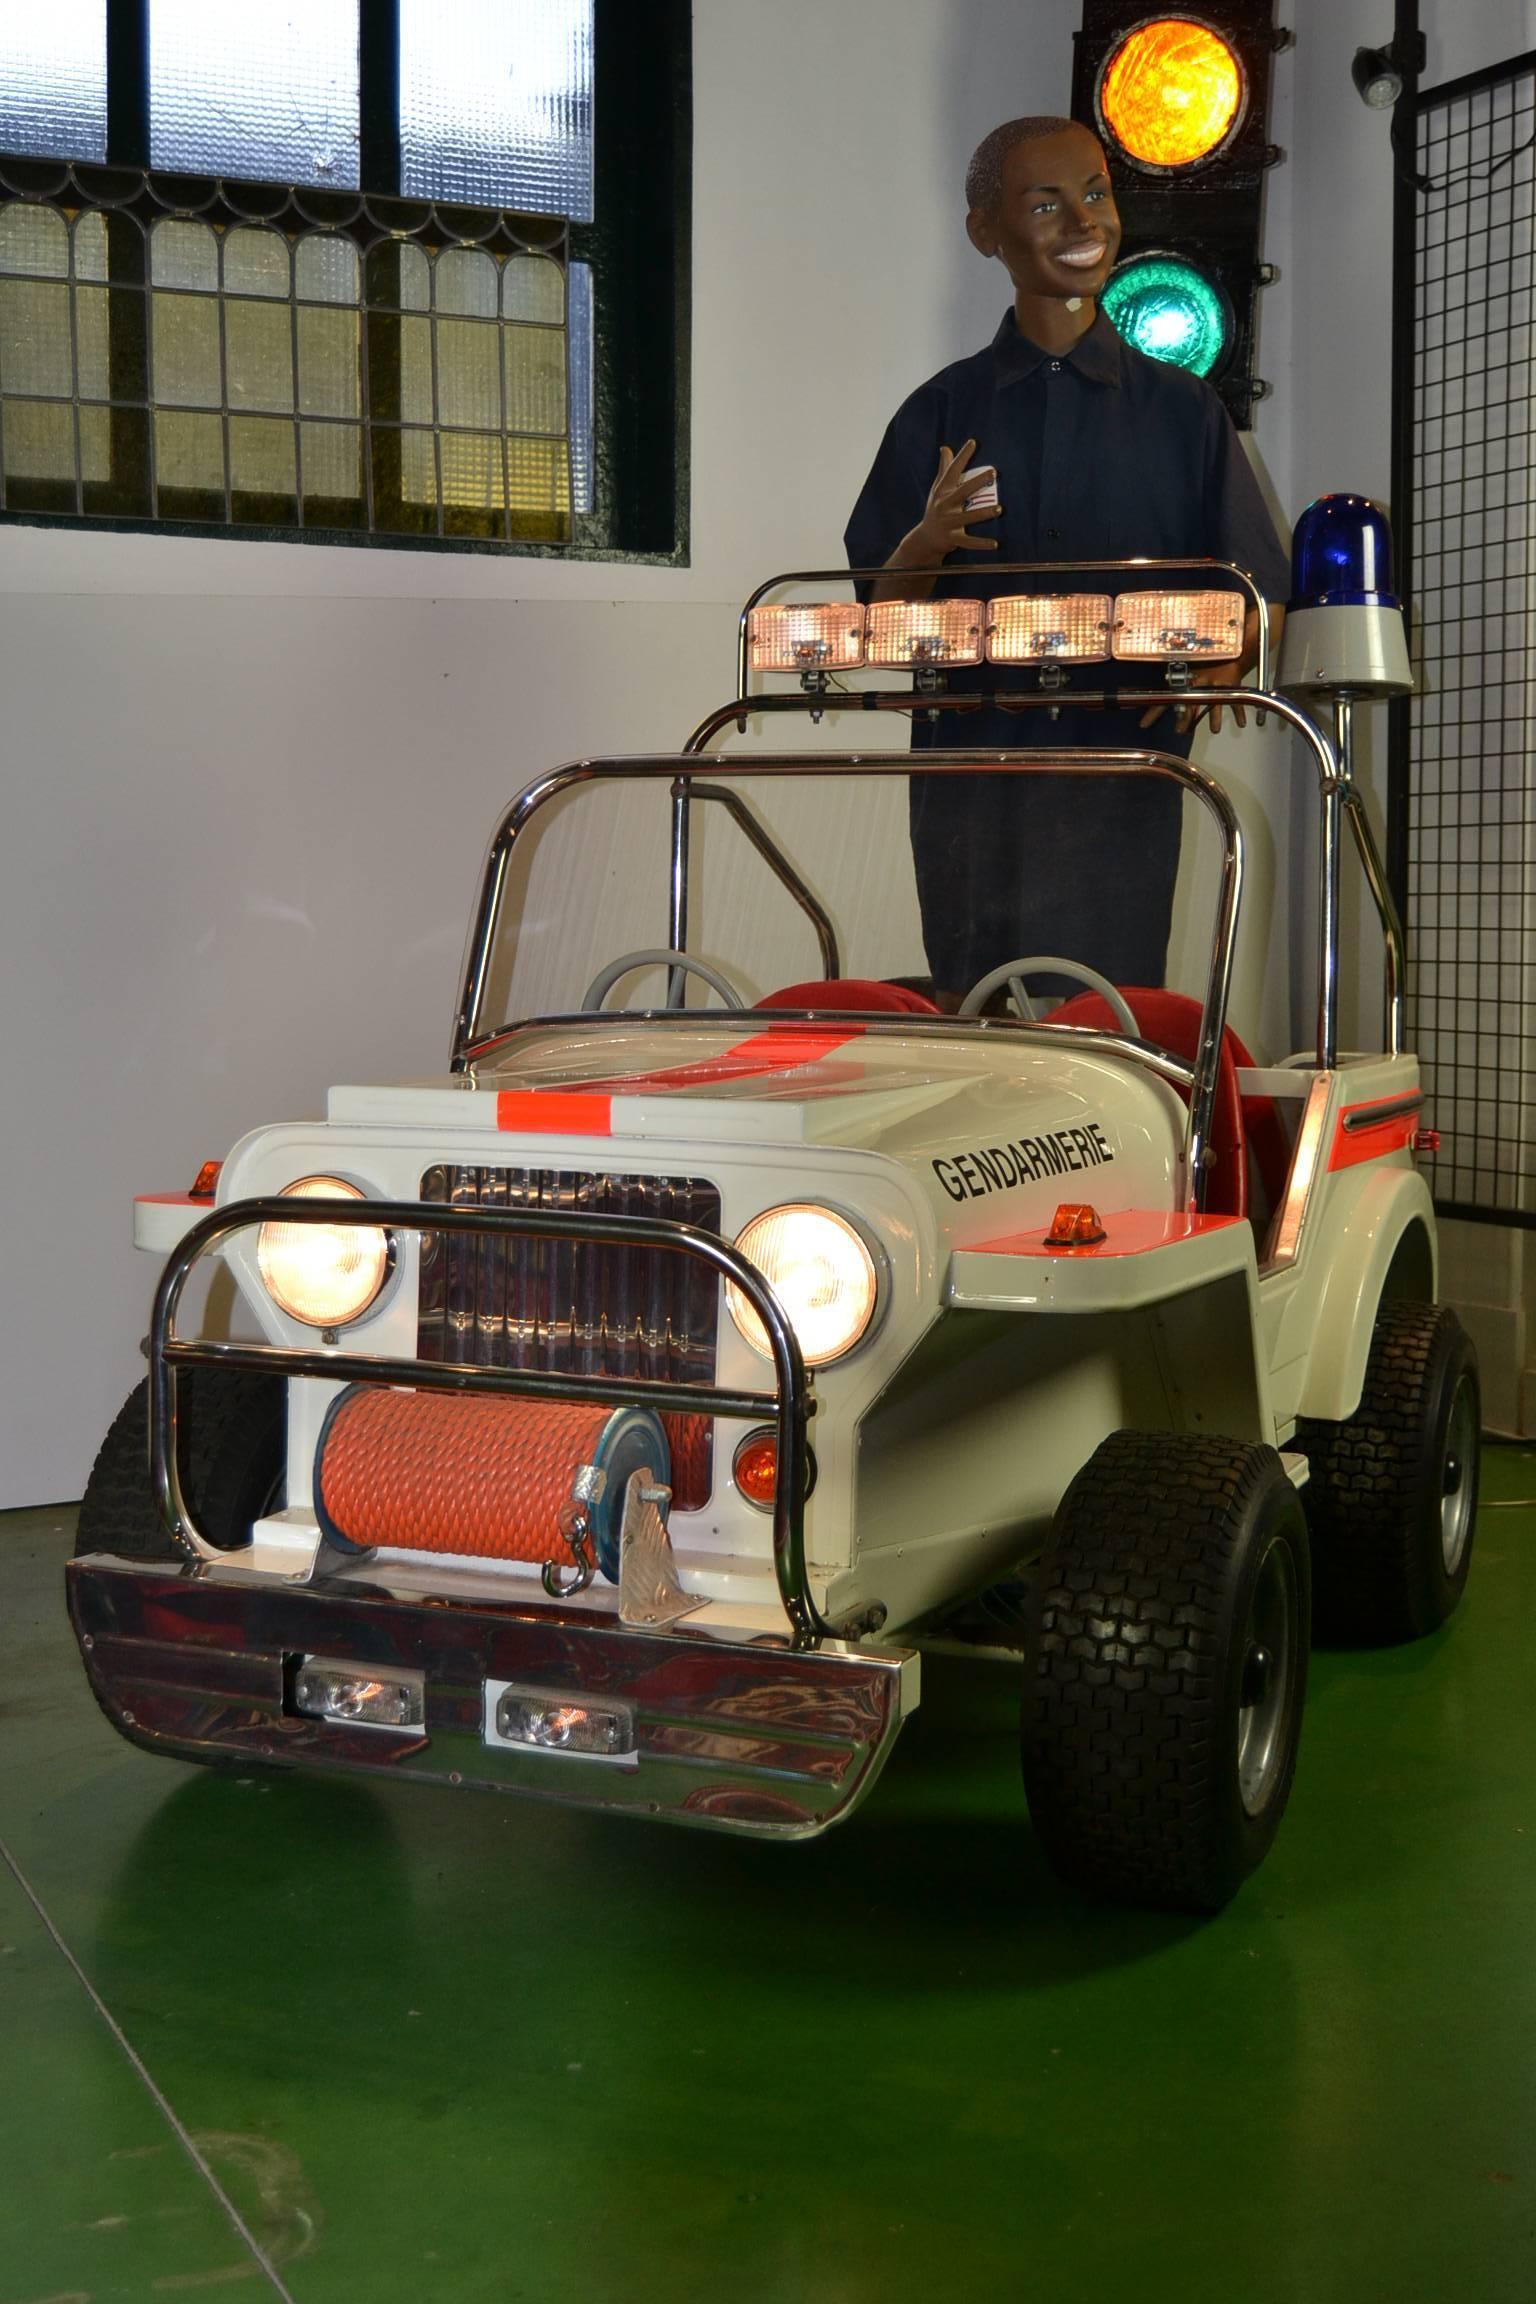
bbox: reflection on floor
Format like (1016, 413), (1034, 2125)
(4, 1455), (1536, 2304)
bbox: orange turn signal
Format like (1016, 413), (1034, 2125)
(189, 1160), (223, 1200)
(1045, 1203), (1107, 1247)
(733, 1430), (780, 1506)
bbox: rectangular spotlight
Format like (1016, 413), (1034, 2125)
(1112, 590), (1247, 661)
(864, 598), (985, 669)
(747, 603), (866, 674)
(987, 593), (1113, 663)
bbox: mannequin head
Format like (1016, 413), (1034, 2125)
(965, 117), (1121, 319)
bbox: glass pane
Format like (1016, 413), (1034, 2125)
(226, 300), (294, 413)
(400, 315), (433, 424)
(1, 398), (75, 480)
(436, 247), (498, 319)
(78, 399), (110, 481)
(439, 430), (503, 511)
(0, 280), (73, 395)
(507, 434), (567, 518)
(503, 254), (563, 325)
(503, 323), (564, 436)
(75, 282), (109, 396)
(154, 408), (223, 493)
(149, 0), (360, 187)
(74, 210), (108, 284)
(437, 318), (501, 431)
(230, 413), (295, 495)
(151, 219), (218, 293)
(296, 235), (359, 306)
(0, 203), (70, 281)
(297, 306), (359, 418)
(399, 0), (593, 221)
(152, 292), (222, 407)
(224, 227), (290, 299)
(300, 419), (360, 503)
(569, 257), (592, 515)
(0, 0), (107, 162)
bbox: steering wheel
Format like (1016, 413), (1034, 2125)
(581, 947), (747, 1013)
(957, 955), (1140, 1037)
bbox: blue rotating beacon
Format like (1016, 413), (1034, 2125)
(1277, 494), (1413, 698)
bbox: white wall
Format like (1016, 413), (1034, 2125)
(4, 0), (1522, 1505)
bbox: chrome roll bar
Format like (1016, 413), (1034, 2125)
(149, 1198), (827, 1649)
(450, 744), (1243, 1217)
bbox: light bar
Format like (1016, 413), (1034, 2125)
(293, 1657), (425, 1732)
(864, 598), (984, 669)
(748, 603), (865, 674)
(987, 594), (1113, 664)
(1113, 590), (1246, 661)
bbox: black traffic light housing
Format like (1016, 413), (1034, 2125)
(1071, 1), (1289, 427)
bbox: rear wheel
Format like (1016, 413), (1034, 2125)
(76, 1371), (285, 1561)
(1297, 1300), (1479, 1645)
(1021, 1430), (1310, 1913)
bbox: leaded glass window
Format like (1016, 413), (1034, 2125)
(0, 0), (664, 552)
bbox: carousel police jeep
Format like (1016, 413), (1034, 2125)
(70, 527), (1479, 1915)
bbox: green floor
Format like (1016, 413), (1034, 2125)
(4, 1459), (1536, 2304)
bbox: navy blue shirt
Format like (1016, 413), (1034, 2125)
(845, 308), (1290, 734)
(842, 311), (1291, 995)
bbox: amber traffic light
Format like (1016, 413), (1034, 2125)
(1097, 17), (1247, 170)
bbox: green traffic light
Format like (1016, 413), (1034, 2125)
(1101, 254), (1231, 379)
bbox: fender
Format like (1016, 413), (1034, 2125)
(1294, 1166), (1437, 1423)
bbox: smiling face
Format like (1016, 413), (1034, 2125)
(966, 122), (1121, 307)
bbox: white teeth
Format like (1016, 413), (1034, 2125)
(1059, 244), (1106, 267)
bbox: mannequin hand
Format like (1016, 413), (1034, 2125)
(1138, 659), (1249, 735)
(916, 440), (1001, 557)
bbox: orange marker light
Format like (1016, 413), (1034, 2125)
(189, 1160), (223, 1199)
(1045, 1203), (1108, 1247)
(1098, 18), (1246, 171)
(733, 1430), (780, 1506)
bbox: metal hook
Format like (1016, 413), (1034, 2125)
(542, 1463), (606, 1599)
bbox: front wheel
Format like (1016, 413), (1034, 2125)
(1021, 1430), (1311, 1913)
(76, 1371), (285, 1561)
(1297, 1301), (1479, 1645)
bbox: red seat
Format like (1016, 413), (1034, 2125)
(757, 978), (942, 1015)
(1050, 987), (1287, 1221)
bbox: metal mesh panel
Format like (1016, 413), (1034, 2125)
(1411, 69), (1536, 1216)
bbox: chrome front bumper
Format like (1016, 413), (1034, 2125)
(67, 1556), (917, 1841)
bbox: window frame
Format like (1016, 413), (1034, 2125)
(0, 0), (691, 564)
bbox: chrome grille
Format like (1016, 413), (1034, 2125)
(417, 1166), (722, 1383)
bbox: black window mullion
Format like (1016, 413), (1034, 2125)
(105, 0), (150, 171)
(359, 0), (401, 199)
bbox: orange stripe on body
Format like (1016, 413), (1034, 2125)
(496, 1091), (613, 1134)
(495, 1024), (865, 1129)
(1328, 1094), (1422, 1172)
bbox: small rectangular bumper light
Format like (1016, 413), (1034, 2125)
(865, 598), (984, 668)
(293, 1657), (425, 1732)
(987, 593), (1112, 663)
(489, 1681), (637, 1759)
(747, 603), (866, 674)
(1113, 590), (1246, 661)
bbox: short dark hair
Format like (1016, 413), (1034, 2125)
(965, 115), (1092, 212)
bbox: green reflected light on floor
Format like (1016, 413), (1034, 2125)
(3, 1451), (1536, 2302)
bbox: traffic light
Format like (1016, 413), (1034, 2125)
(1071, 4), (1289, 427)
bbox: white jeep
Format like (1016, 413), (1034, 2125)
(69, 555), (1477, 1913)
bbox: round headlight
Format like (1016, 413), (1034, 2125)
(727, 1205), (880, 1368)
(256, 1177), (391, 1328)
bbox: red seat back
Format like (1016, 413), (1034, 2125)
(1050, 986), (1250, 1218)
(757, 978), (942, 1015)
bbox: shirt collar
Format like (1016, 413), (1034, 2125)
(991, 307), (1124, 391)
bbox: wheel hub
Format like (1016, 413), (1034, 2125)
(1236, 1540), (1299, 1819)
